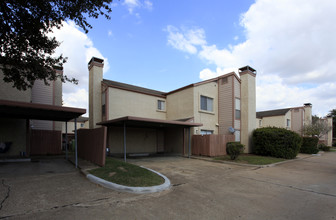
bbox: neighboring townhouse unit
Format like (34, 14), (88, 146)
(256, 103), (312, 134)
(88, 57), (256, 155)
(0, 67), (85, 157)
(256, 104), (333, 146)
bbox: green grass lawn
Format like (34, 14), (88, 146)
(214, 154), (287, 165)
(330, 147), (336, 152)
(89, 157), (165, 187)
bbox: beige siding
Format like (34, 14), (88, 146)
(193, 81), (218, 134)
(62, 121), (89, 134)
(260, 115), (286, 128)
(108, 127), (157, 154)
(234, 77), (241, 99)
(164, 127), (184, 154)
(108, 87), (166, 120)
(32, 80), (53, 105)
(218, 76), (233, 135)
(166, 87), (194, 120)
(291, 108), (303, 134)
(0, 70), (31, 102)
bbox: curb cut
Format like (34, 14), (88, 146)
(86, 166), (171, 194)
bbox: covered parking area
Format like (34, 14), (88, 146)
(97, 116), (202, 161)
(0, 99), (86, 167)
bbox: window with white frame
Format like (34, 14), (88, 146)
(200, 130), (213, 135)
(287, 119), (291, 128)
(200, 95), (213, 112)
(235, 98), (241, 119)
(235, 130), (240, 141)
(157, 100), (165, 111)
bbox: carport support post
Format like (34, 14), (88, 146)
(123, 122), (127, 162)
(65, 121), (68, 160)
(188, 127), (191, 158)
(75, 118), (78, 168)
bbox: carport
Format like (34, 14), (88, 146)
(97, 116), (202, 162)
(0, 99), (86, 167)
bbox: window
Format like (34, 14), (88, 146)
(235, 130), (240, 141)
(200, 95), (213, 112)
(235, 98), (241, 119)
(200, 130), (213, 135)
(102, 92), (106, 117)
(259, 119), (262, 127)
(157, 100), (165, 111)
(287, 119), (290, 127)
(80, 123), (84, 128)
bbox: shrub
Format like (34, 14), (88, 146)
(318, 143), (330, 152)
(226, 142), (245, 160)
(300, 137), (319, 154)
(252, 127), (302, 159)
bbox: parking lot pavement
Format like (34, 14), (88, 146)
(1, 153), (336, 219)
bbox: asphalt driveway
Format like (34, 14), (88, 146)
(1, 153), (336, 219)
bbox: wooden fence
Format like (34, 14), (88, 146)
(30, 130), (62, 155)
(192, 134), (235, 157)
(77, 127), (107, 166)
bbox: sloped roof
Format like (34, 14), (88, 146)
(256, 108), (291, 118)
(102, 71), (242, 97)
(102, 79), (166, 97)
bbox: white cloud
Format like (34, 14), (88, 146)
(123, 0), (153, 14)
(166, 0), (336, 116)
(165, 25), (206, 54)
(51, 21), (109, 114)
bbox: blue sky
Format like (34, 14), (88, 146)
(52, 0), (336, 117)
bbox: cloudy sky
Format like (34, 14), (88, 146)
(52, 0), (336, 117)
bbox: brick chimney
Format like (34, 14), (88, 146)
(239, 66), (256, 153)
(88, 57), (104, 129)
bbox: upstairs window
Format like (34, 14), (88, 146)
(235, 98), (241, 119)
(200, 95), (213, 112)
(157, 100), (165, 111)
(287, 119), (291, 127)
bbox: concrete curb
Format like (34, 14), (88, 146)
(86, 166), (171, 194)
(190, 153), (322, 168)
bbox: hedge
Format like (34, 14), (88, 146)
(252, 127), (302, 159)
(226, 142), (244, 160)
(300, 137), (319, 154)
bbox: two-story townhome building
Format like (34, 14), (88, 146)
(0, 67), (85, 158)
(256, 104), (333, 146)
(88, 57), (256, 156)
(256, 103), (312, 133)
